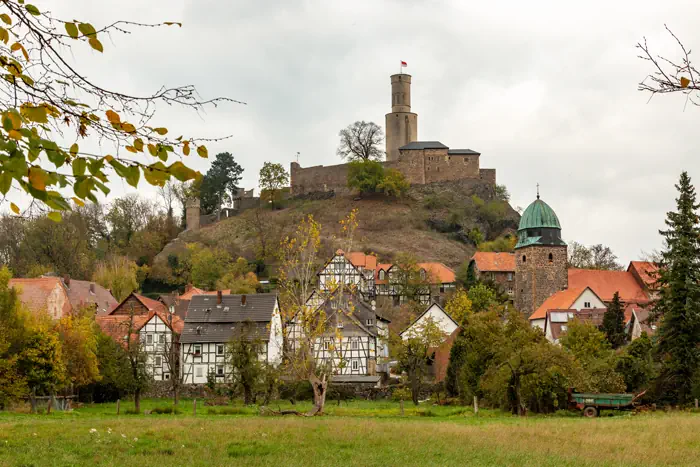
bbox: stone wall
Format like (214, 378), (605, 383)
(290, 161), (352, 195)
(479, 169), (496, 185)
(514, 245), (568, 317)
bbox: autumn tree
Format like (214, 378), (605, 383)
(18, 326), (66, 412)
(0, 266), (28, 408)
(336, 121), (384, 161)
(0, 2), (235, 218)
(216, 257), (259, 294)
(227, 320), (264, 405)
(189, 245), (231, 290)
(444, 288), (473, 326)
(259, 162), (289, 209)
(199, 152), (244, 214)
(56, 309), (100, 391)
(347, 160), (384, 194)
(122, 302), (151, 413)
(92, 256), (138, 302)
(391, 253), (431, 304)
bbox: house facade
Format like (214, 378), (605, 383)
(529, 286), (607, 330)
(400, 303), (459, 340)
(543, 308), (606, 344)
(180, 293), (283, 385)
(469, 252), (516, 300)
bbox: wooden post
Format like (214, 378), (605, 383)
(400, 399), (404, 416)
(695, 399), (698, 409)
(116, 399), (120, 415)
(473, 396), (479, 415)
(193, 399), (197, 416)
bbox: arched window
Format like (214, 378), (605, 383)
(379, 270), (385, 281)
(548, 253), (553, 263)
(522, 255), (526, 263)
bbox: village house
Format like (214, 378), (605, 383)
(529, 286), (607, 330)
(158, 286), (232, 321)
(9, 275), (117, 320)
(180, 293), (283, 385)
(96, 292), (184, 381)
(399, 302), (459, 340)
(291, 291), (391, 386)
(468, 252), (516, 300)
(543, 309), (607, 344)
(627, 305), (656, 340)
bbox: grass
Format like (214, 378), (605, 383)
(1, 399), (699, 466)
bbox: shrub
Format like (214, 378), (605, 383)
(151, 406), (182, 415)
(391, 387), (412, 402)
(347, 160), (385, 194)
(377, 169), (410, 197)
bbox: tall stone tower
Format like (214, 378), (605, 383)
(185, 198), (201, 232)
(385, 74), (418, 161)
(514, 195), (568, 317)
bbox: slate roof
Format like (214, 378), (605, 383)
(179, 287), (231, 301)
(64, 279), (117, 315)
(546, 308), (606, 341)
(159, 294), (191, 320)
(447, 149), (480, 155)
(399, 141), (448, 150)
(180, 321), (270, 344)
(471, 252), (516, 272)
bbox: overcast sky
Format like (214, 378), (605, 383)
(37, 0), (700, 263)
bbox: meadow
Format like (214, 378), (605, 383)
(1, 399), (698, 466)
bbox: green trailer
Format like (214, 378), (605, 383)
(568, 388), (647, 417)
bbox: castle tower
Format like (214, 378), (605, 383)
(385, 74), (418, 162)
(185, 198), (201, 232)
(514, 195), (568, 317)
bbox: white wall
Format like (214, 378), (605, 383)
(571, 289), (606, 310)
(139, 314), (173, 381)
(402, 304), (458, 340)
(267, 301), (283, 366)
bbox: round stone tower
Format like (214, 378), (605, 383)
(185, 197), (201, 232)
(514, 195), (568, 317)
(385, 74), (418, 162)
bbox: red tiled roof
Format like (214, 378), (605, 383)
(530, 287), (587, 321)
(346, 251), (378, 271)
(568, 269), (650, 303)
(134, 294), (168, 313)
(96, 309), (184, 344)
(178, 288), (231, 301)
(418, 263), (456, 284)
(471, 252), (516, 272)
(8, 277), (72, 318)
(627, 261), (659, 290)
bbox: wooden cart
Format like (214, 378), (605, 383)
(568, 388), (647, 417)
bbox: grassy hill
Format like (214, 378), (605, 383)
(152, 179), (520, 280)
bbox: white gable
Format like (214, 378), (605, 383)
(401, 303), (458, 340)
(571, 288), (606, 310)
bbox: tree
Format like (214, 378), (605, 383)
(617, 332), (657, 393)
(259, 162), (289, 209)
(227, 320), (264, 405)
(56, 309), (100, 390)
(92, 256), (139, 302)
(18, 327), (66, 412)
(0, 266), (28, 408)
(199, 152), (244, 214)
(456, 260), (478, 290)
(602, 292), (627, 349)
(391, 253), (431, 303)
(444, 289), (473, 326)
(0, 2), (233, 216)
(392, 317), (445, 405)
(122, 302), (151, 413)
(467, 283), (499, 313)
(494, 184), (510, 202)
(377, 169), (410, 197)
(336, 121), (384, 161)
(347, 160), (385, 194)
(216, 258), (259, 294)
(653, 172), (700, 404)
(567, 242), (623, 271)
(189, 245), (231, 290)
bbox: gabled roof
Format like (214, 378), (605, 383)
(530, 286), (594, 321)
(471, 252), (515, 272)
(179, 287), (231, 301)
(159, 294), (191, 320)
(108, 292), (168, 316)
(96, 309), (184, 344)
(630, 307), (655, 336)
(346, 251), (377, 271)
(546, 308), (606, 341)
(63, 279), (117, 315)
(418, 262), (456, 283)
(627, 261), (659, 290)
(186, 293), (278, 323)
(568, 269), (650, 303)
(8, 277), (71, 318)
(399, 141), (448, 150)
(399, 302), (458, 337)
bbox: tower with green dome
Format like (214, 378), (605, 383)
(514, 192), (568, 317)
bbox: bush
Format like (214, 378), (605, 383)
(347, 160), (385, 194)
(151, 406), (182, 415)
(391, 387), (412, 402)
(377, 169), (410, 197)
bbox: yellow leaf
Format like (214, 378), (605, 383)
(163, 22), (182, 27)
(10, 202), (20, 215)
(7, 112), (21, 130)
(0, 28), (8, 44)
(47, 212), (62, 222)
(183, 141), (190, 156)
(680, 76), (691, 88)
(72, 197), (85, 207)
(104, 155), (114, 162)
(125, 146), (137, 154)
(21, 104), (48, 123)
(0, 14), (11, 25)
(105, 110), (120, 124)
(8, 129), (22, 140)
(28, 167), (46, 191)
(197, 145), (208, 158)
(65, 22), (79, 39)
(78, 23), (96, 37)
(70, 143), (79, 157)
(89, 37), (103, 53)
(121, 122), (136, 134)
(133, 138), (144, 152)
(147, 144), (157, 156)
(153, 127), (168, 136)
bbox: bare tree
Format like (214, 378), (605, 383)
(567, 241), (622, 271)
(158, 181), (178, 218)
(336, 121), (385, 161)
(638, 26), (700, 107)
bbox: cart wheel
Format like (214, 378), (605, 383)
(583, 406), (598, 418)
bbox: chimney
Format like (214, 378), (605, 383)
(63, 274), (70, 288)
(89, 283), (95, 294)
(217, 290), (223, 305)
(185, 283), (193, 293)
(241, 295), (247, 307)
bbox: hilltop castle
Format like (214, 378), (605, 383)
(290, 73), (497, 195)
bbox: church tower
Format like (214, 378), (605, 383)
(514, 195), (568, 317)
(385, 74), (418, 161)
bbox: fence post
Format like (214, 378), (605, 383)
(695, 399), (698, 409)
(193, 399), (197, 416)
(400, 399), (404, 416)
(116, 399), (120, 415)
(473, 396), (479, 416)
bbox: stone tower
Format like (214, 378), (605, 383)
(385, 74), (418, 162)
(185, 198), (201, 232)
(514, 195), (568, 317)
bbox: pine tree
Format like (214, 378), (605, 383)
(654, 172), (700, 404)
(602, 292), (627, 349)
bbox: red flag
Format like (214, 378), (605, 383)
(401, 61), (407, 67)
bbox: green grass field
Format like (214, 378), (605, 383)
(1, 399), (698, 466)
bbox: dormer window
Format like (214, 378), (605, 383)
(337, 321), (344, 328)
(379, 270), (385, 281)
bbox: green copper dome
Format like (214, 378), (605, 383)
(515, 197), (566, 249)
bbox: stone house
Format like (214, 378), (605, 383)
(179, 293), (283, 385)
(469, 252), (516, 299)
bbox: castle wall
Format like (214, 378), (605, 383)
(479, 169), (496, 185)
(290, 161), (352, 195)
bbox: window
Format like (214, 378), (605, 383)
(507, 273), (513, 282)
(195, 367), (203, 377)
(548, 253), (553, 263)
(216, 365), (224, 377)
(216, 344), (225, 356)
(351, 360), (359, 371)
(159, 334), (165, 344)
(323, 341), (330, 350)
(337, 321), (344, 328)
(155, 356), (162, 366)
(366, 319), (374, 326)
(584, 302), (591, 308)
(163, 373), (170, 381)
(351, 340), (359, 350)
(379, 270), (385, 280)
(561, 325), (568, 332)
(146, 334), (153, 344)
(522, 255), (526, 263)
(193, 344), (202, 356)
(507, 286), (514, 295)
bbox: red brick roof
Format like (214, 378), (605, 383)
(530, 287), (588, 321)
(471, 252), (516, 272)
(8, 277), (72, 318)
(568, 268), (650, 303)
(627, 261), (659, 290)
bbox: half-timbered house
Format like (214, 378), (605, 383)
(180, 293), (283, 385)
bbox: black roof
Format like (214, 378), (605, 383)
(180, 321), (270, 344)
(399, 141), (448, 150)
(185, 293), (278, 323)
(447, 149), (481, 155)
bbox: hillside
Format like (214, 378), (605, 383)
(152, 179), (520, 279)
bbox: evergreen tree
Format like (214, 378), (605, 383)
(654, 171), (700, 404)
(602, 292), (627, 349)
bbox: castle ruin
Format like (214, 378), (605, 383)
(290, 73), (496, 195)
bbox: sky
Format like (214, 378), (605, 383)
(31, 0), (700, 263)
